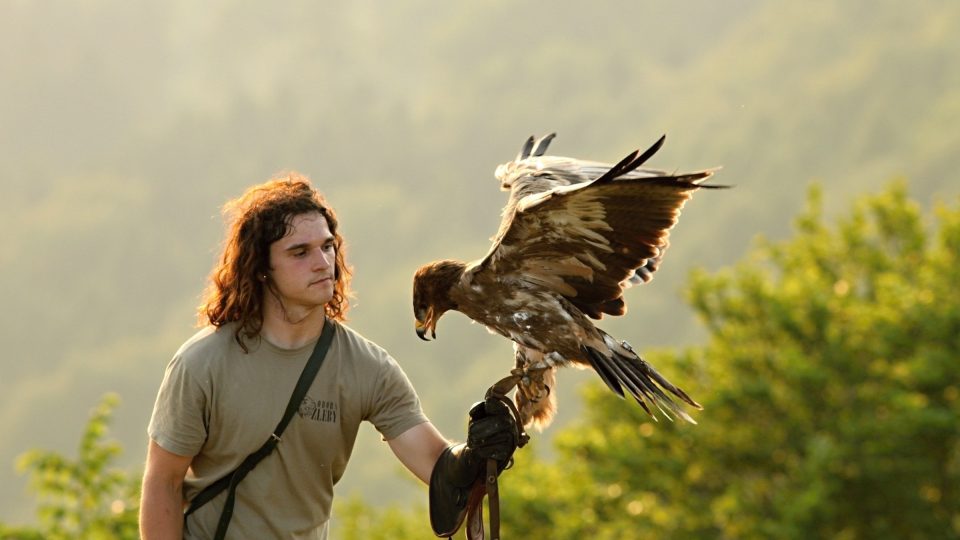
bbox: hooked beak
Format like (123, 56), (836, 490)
(415, 309), (436, 341)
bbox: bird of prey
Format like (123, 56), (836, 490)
(413, 134), (724, 429)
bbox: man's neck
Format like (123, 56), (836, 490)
(261, 302), (327, 350)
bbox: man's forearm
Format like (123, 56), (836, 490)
(139, 474), (184, 540)
(387, 421), (450, 484)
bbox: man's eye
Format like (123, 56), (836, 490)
(294, 250), (307, 258)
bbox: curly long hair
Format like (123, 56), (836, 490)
(198, 172), (352, 349)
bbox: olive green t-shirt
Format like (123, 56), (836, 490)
(147, 320), (428, 539)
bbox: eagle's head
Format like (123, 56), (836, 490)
(412, 259), (466, 341)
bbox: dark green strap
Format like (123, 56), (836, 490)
(184, 319), (337, 539)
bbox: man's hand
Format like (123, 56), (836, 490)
(466, 397), (520, 467)
(429, 397), (521, 537)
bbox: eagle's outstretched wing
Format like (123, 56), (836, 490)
(477, 135), (723, 319)
(493, 134), (710, 289)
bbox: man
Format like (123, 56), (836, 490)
(140, 173), (518, 539)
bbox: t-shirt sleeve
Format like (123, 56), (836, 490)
(147, 353), (209, 457)
(367, 355), (429, 441)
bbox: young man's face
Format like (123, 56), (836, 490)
(266, 211), (337, 310)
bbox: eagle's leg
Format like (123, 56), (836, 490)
(516, 367), (551, 404)
(511, 347), (558, 429)
(512, 347), (551, 404)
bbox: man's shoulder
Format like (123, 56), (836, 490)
(335, 321), (394, 366)
(174, 322), (240, 367)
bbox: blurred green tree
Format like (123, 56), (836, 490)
(499, 182), (960, 539)
(0, 394), (140, 540)
(333, 495), (429, 540)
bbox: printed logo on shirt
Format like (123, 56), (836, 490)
(299, 396), (338, 423)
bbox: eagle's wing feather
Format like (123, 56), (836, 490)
(479, 139), (721, 318)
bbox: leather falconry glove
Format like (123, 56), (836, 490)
(429, 397), (520, 538)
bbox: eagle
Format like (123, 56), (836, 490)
(413, 134), (724, 429)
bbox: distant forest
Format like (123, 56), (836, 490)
(1, 0), (958, 523)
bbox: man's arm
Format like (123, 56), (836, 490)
(140, 439), (193, 540)
(387, 421), (450, 484)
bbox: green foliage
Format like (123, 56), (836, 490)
(333, 494), (430, 540)
(678, 183), (960, 539)
(0, 395), (141, 540)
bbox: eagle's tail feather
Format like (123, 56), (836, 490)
(583, 346), (626, 397)
(583, 340), (700, 424)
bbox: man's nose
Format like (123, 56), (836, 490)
(312, 249), (332, 270)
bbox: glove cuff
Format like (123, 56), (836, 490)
(429, 444), (484, 537)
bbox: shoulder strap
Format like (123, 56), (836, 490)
(272, 319), (337, 439)
(184, 319), (337, 538)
